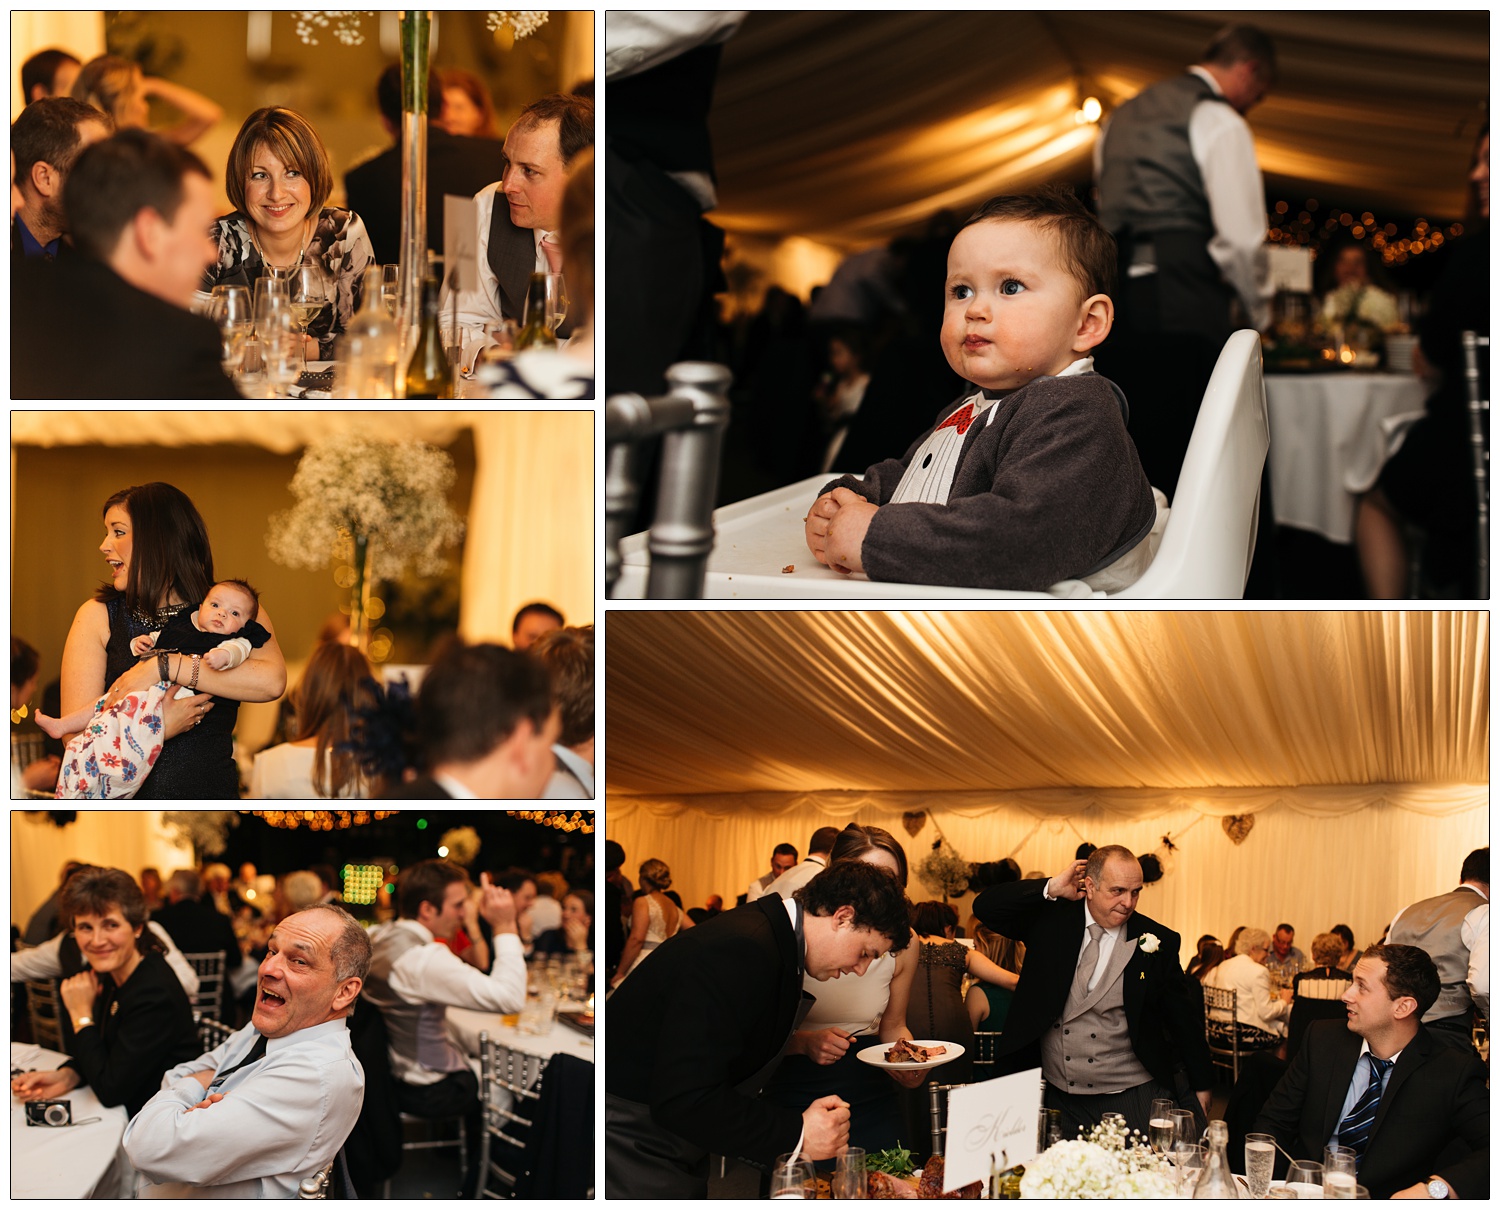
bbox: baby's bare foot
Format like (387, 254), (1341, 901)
(34, 712), (68, 740)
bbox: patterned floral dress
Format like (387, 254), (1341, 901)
(198, 207), (376, 360)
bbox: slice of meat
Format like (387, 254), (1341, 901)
(885, 1039), (948, 1063)
(868, 1171), (920, 1199)
(917, 1155), (982, 1200)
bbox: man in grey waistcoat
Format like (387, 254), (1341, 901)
(1092, 25), (1278, 592)
(973, 845), (1213, 1139)
(362, 860), (525, 1196)
(1387, 847), (1488, 1050)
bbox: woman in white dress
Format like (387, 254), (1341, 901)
(1205, 926), (1293, 1049)
(249, 641), (375, 798)
(610, 858), (693, 987)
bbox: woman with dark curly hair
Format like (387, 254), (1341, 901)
(196, 107), (375, 359)
(9, 868), (197, 1117)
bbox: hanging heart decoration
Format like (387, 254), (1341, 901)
(901, 811), (927, 837)
(1221, 814), (1256, 845)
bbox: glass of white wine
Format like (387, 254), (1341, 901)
(289, 263), (330, 370)
(1149, 1098), (1176, 1154)
(544, 272), (568, 332)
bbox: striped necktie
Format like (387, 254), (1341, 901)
(1335, 1052), (1393, 1164)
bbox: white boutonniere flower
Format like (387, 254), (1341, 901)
(1138, 933), (1161, 954)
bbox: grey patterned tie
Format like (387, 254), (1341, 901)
(1072, 923), (1105, 1002)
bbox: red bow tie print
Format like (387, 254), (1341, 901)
(936, 402), (977, 435)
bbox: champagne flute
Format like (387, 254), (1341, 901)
(290, 263), (330, 370)
(1245, 1133), (1277, 1199)
(1149, 1098), (1177, 1154)
(252, 276), (290, 339)
(544, 271), (568, 331)
(381, 263), (401, 318)
(833, 1147), (867, 1200)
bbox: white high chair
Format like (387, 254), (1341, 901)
(612, 330), (1268, 599)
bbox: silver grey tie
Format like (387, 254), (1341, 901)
(1071, 923), (1105, 1002)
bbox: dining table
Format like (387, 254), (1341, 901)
(1263, 371), (1428, 543)
(10, 1042), (131, 1199)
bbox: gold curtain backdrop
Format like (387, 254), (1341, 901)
(606, 610), (1488, 963)
(707, 11), (1488, 276)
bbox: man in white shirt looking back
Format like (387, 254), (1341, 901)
(362, 861), (524, 1196)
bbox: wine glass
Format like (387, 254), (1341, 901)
(260, 307), (301, 398)
(1169, 1108), (1197, 1152)
(1149, 1098), (1177, 1154)
(1172, 1143), (1205, 1196)
(289, 263), (330, 370)
(381, 263), (401, 318)
(209, 286), (252, 377)
(544, 272), (568, 331)
(1285, 1160), (1323, 1199)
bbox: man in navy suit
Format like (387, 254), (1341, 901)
(974, 844), (1212, 1137)
(1253, 944), (1488, 1200)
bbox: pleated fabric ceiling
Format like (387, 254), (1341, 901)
(606, 611), (1487, 805)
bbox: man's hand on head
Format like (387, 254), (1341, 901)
(478, 872), (517, 933)
(1047, 859), (1088, 901)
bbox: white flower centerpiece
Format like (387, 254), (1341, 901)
(266, 433), (465, 652)
(1020, 1118), (1177, 1199)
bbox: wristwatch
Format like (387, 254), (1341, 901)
(1426, 1177), (1451, 1200)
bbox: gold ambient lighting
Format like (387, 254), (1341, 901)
(252, 810), (399, 831)
(512, 810), (595, 834)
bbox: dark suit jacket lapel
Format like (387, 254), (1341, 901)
(1369, 1030), (1428, 1142)
(1320, 1032), (1365, 1141)
(1122, 915), (1151, 1022)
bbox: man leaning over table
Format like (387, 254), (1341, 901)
(121, 904), (368, 1198)
(362, 860), (525, 1197)
(441, 91), (593, 367)
(1253, 943), (1488, 1200)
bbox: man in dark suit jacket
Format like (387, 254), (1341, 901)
(343, 64), (508, 267)
(605, 861), (912, 1198)
(12, 129), (239, 398)
(149, 869), (242, 1024)
(973, 845), (1212, 1137)
(1253, 944), (1488, 1200)
(384, 641), (558, 799)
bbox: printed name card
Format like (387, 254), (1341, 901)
(443, 195), (479, 295)
(942, 1068), (1044, 1193)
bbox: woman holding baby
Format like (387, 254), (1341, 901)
(56, 482), (287, 798)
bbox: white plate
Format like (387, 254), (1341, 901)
(855, 1039), (966, 1070)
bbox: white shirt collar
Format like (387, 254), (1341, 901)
(433, 771), (479, 799)
(1189, 64), (1225, 97)
(1461, 880), (1489, 901)
(551, 743), (595, 795)
(1357, 1037), (1405, 1066)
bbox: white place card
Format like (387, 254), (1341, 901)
(443, 195), (479, 295)
(1265, 244), (1314, 294)
(941, 1067), (1044, 1193)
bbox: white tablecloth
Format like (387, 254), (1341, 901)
(1265, 372), (1427, 542)
(446, 1006), (595, 1071)
(10, 1043), (130, 1199)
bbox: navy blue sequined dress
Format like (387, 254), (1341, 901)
(103, 598), (240, 798)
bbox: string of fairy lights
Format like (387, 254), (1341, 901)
(252, 810), (399, 831)
(1266, 197), (1465, 267)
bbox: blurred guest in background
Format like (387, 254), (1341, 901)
(11, 97), (112, 261)
(531, 624), (594, 798)
(21, 48), (81, 106)
(251, 641), (378, 798)
(511, 602), (563, 651)
(435, 68), (500, 140)
(71, 54), (221, 147)
(150, 867), (242, 1024)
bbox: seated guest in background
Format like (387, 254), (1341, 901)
(251, 641), (378, 798)
(763, 826), (840, 900)
(511, 601), (563, 650)
(486, 145), (595, 397)
(966, 923), (1025, 1031)
(13, 129), (239, 398)
(1263, 923), (1308, 988)
(529, 871), (566, 936)
(123, 904), (370, 1198)
(443, 92), (594, 342)
(534, 888), (593, 958)
(1330, 924), (1358, 972)
(1185, 933), (1221, 979)
(435, 68), (500, 139)
(1286, 930), (1354, 1060)
(493, 868), (541, 951)
(10, 867), (198, 1117)
(150, 868), (242, 1023)
(71, 54), (222, 147)
(343, 64), (507, 267)
(1318, 238), (1399, 332)
(1253, 944), (1489, 1200)
(531, 625), (594, 798)
(11, 97), (112, 260)
(198, 107), (375, 360)
(1190, 940), (1225, 984)
(21, 48), (81, 106)
(386, 640), (559, 799)
(364, 862), (524, 1198)
(1206, 927), (1292, 1049)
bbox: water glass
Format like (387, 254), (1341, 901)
(771, 1155), (816, 1200)
(1245, 1133), (1277, 1199)
(1322, 1148), (1357, 1202)
(1285, 1160), (1323, 1198)
(833, 1147), (867, 1199)
(516, 989), (557, 1035)
(253, 276), (290, 337)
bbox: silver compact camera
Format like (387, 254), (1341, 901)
(25, 1100), (72, 1127)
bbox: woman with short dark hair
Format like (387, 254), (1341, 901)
(9, 868), (198, 1117)
(198, 107), (375, 359)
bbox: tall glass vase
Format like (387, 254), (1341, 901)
(348, 533), (374, 653)
(398, 11), (433, 383)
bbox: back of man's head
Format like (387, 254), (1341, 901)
(63, 128), (210, 263)
(376, 62), (441, 128)
(12, 96), (112, 191)
(22, 49), (81, 105)
(397, 859), (467, 920)
(1460, 847), (1488, 887)
(417, 639), (554, 766)
(512, 92), (594, 166)
(1201, 23), (1277, 81)
(166, 868), (202, 902)
(529, 625), (593, 748)
(808, 826), (841, 857)
(605, 840), (625, 874)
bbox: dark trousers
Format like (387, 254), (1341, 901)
(396, 1068), (481, 1197)
(1044, 1076), (1205, 1142)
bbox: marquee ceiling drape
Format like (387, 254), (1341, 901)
(708, 11), (1490, 248)
(605, 610), (1487, 801)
